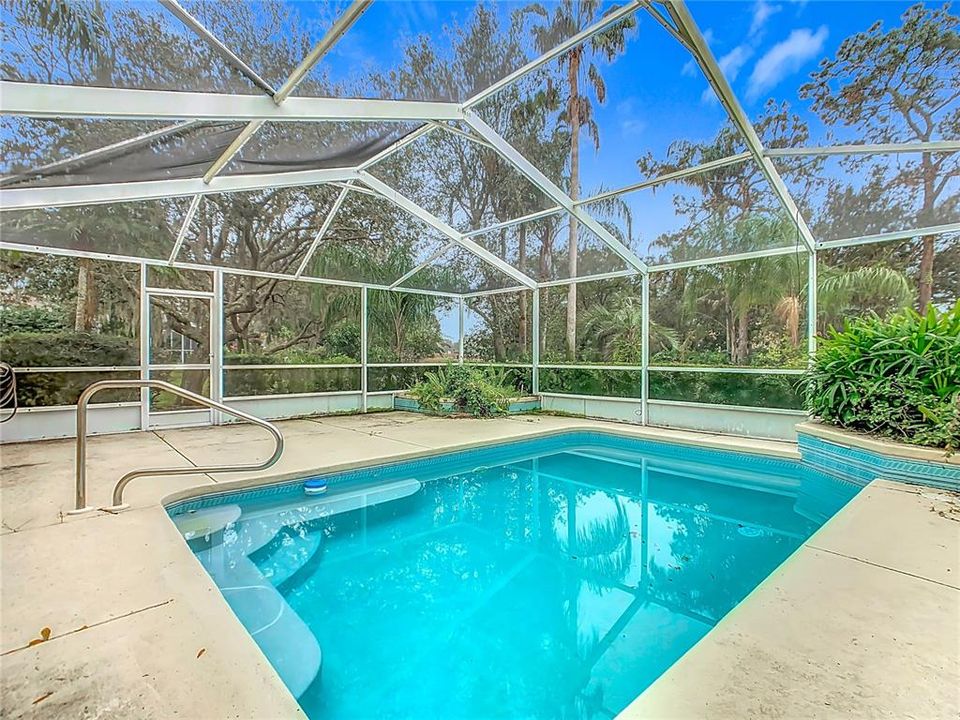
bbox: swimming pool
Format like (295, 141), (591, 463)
(169, 431), (861, 719)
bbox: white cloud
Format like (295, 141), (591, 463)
(616, 99), (647, 137)
(702, 45), (753, 104)
(750, 0), (783, 38)
(746, 25), (828, 100)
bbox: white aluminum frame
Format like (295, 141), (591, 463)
(3, 0), (956, 438)
(0, 81), (463, 122)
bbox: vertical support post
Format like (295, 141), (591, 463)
(640, 272), (650, 426)
(211, 269), (224, 425)
(139, 263), (149, 431)
(361, 286), (369, 412)
(458, 297), (465, 364)
(807, 250), (817, 364)
(531, 288), (540, 396)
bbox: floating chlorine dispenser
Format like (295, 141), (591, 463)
(304, 478), (328, 495)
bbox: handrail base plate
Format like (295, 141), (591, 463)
(66, 506), (97, 515)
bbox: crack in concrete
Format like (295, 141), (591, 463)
(1, 598), (176, 657)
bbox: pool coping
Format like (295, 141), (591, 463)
(619, 475), (959, 718)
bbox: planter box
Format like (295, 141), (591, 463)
(796, 421), (959, 492)
(394, 393), (540, 416)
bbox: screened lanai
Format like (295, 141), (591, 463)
(1, 0), (958, 442)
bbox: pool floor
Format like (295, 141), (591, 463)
(176, 434), (859, 719)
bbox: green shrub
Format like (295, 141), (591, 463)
(408, 364), (520, 418)
(803, 302), (960, 449)
(223, 366), (360, 397)
(0, 306), (68, 335)
(0, 331), (137, 367)
(0, 331), (139, 407)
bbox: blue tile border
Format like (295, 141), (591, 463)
(166, 429), (805, 516)
(798, 433), (959, 492)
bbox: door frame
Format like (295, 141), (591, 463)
(141, 284), (215, 430)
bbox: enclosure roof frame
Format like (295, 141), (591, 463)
(1, 0), (957, 300)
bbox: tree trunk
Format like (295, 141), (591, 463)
(724, 305), (734, 363)
(735, 310), (750, 365)
(74, 258), (97, 332)
(565, 49), (581, 362)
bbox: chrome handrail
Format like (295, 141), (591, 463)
(72, 379), (284, 513)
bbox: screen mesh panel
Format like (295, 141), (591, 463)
(298, 0), (615, 102)
(1, 1), (263, 93)
(470, 214), (631, 283)
(774, 152), (960, 244)
(299, 190), (451, 285)
(368, 123), (556, 232)
(1, 123), (246, 188)
(0, 197), (193, 260)
(177, 185), (343, 274)
(222, 121), (422, 176)
(583, 158), (806, 266)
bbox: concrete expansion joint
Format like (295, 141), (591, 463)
(0, 598), (176, 657)
(806, 544), (960, 592)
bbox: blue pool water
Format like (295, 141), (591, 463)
(169, 432), (861, 719)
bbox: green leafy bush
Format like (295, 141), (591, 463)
(0, 331), (137, 367)
(0, 306), (68, 335)
(408, 364), (520, 418)
(0, 331), (139, 406)
(803, 302), (960, 449)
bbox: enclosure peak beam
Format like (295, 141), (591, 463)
(666, 0), (817, 253)
(0, 82), (463, 122)
(463, 110), (649, 273)
(359, 171), (538, 289)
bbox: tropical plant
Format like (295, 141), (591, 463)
(803, 301), (960, 449)
(408, 363), (520, 418)
(817, 265), (915, 331)
(581, 296), (677, 363)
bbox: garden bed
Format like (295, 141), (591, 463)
(394, 393), (540, 416)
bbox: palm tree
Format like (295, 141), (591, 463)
(818, 265), (915, 332)
(582, 295), (678, 363)
(533, 2), (636, 360)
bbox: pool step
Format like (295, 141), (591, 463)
(254, 527), (325, 588)
(194, 548), (321, 698)
(230, 478), (424, 558)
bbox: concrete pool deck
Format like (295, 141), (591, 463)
(1, 411), (957, 719)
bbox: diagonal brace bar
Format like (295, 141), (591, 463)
(463, 110), (648, 272)
(359, 171), (537, 288)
